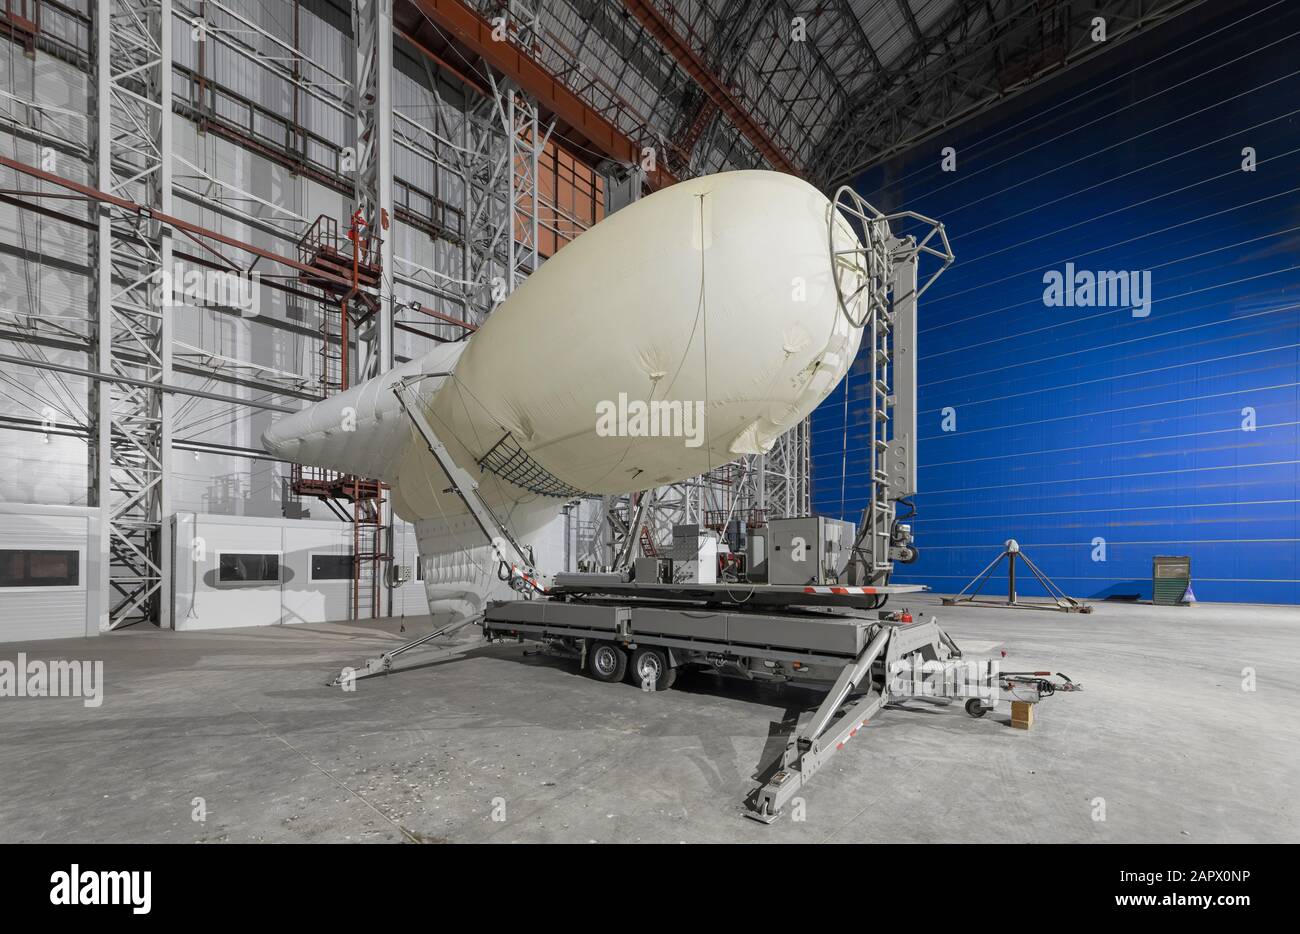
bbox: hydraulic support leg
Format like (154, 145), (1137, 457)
(328, 613), (483, 685)
(391, 375), (548, 594)
(748, 618), (1081, 822)
(750, 625), (894, 822)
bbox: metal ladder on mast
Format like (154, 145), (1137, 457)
(863, 290), (895, 583)
(829, 187), (952, 587)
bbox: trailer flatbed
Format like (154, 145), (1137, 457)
(550, 572), (925, 610)
(479, 590), (1078, 822)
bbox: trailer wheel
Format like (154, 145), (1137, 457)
(964, 698), (988, 718)
(587, 641), (628, 683)
(629, 647), (676, 691)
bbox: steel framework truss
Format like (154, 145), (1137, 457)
(94, 0), (173, 630)
(3, 0), (1201, 631)
(3, 0), (564, 627)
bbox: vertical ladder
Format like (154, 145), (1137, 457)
(318, 300), (345, 396)
(864, 301), (894, 581)
(351, 479), (385, 620)
(829, 188), (951, 587)
(296, 214), (347, 395)
(291, 214), (390, 620)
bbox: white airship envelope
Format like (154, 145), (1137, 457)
(264, 170), (870, 625)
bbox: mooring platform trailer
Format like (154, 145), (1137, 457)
(329, 214), (1080, 823)
(478, 585), (1079, 822)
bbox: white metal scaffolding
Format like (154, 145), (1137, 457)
(351, 0), (393, 383)
(94, 0), (173, 629)
(7, 0), (828, 623)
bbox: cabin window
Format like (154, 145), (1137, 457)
(309, 553), (354, 582)
(217, 552), (280, 583)
(0, 549), (80, 587)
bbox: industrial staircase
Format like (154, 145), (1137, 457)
(638, 524), (659, 558)
(287, 215), (390, 619)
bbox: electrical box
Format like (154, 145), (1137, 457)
(694, 532), (718, 584)
(768, 516), (857, 586)
(746, 527), (768, 582)
(669, 524), (701, 560)
(1152, 555), (1191, 606)
(634, 556), (673, 584)
(670, 524), (718, 584)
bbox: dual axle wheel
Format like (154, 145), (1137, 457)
(587, 642), (676, 691)
(591, 644), (992, 711)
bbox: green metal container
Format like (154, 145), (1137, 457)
(1152, 555), (1191, 606)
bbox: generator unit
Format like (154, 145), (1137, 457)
(767, 516), (857, 586)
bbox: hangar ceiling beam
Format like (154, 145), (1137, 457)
(810, 0), (1204, 186)
(405, 0), (677, 188)
(620, 0), (800, 177)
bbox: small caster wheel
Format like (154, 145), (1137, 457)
(965, 698), (988, 718)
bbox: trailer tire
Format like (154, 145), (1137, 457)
(587, 641), (628, 683)
(964, 698), (987, 718)
(628, 647), (676, 691)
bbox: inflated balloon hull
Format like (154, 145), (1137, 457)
(263, 170), (868, 623)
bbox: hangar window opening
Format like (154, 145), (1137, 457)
(517, 132), (605, 259)
(309, 553), (355, 581)
(0, 549), (80, 588)
(217, 552), (280, 583)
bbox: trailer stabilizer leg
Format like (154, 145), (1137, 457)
(747, 628), (895, 822)
(748, 689), (887, 822)
(328, 614), (482, 686)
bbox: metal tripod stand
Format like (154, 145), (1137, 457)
(942, 539), (1092, 613)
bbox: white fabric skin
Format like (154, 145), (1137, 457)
(263, 170), (868, 623)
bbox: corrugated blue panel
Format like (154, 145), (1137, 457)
(811, 1), (1300, 604)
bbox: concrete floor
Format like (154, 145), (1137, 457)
(1, 594), (1296, 843)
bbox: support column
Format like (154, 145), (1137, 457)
(94, 0), (173, 630)
(490, 75), (552, 296)
(351, 0), (395, 618)
(353, 0), (394, 379)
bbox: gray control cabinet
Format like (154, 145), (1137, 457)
(670, 524), (702, 560)
(746, 527), (768, 582)
(634, 556), (673, 584)
(768, 516), (857, 586)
